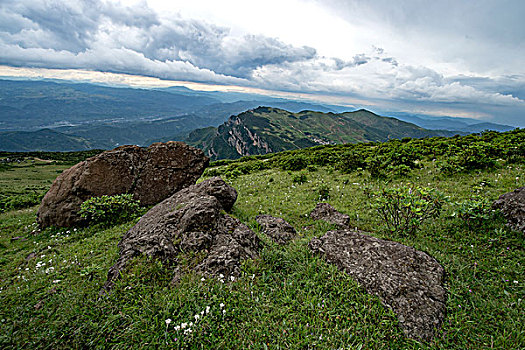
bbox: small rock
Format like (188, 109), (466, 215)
(34, 300), (43, 310)
(309, 203), (350, 228)
(309, 229), (446, 342)
(25, 252), (36, 261)
(256, 215), (297, 244)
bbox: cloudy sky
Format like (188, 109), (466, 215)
(1, 0), (524, 126)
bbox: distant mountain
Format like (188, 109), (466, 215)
(0, 79), (219, 131)
(389, 113), (515, 133)
(0, 129), (96, 152)
(186, 107), (456, 160)
(158, 86), (350, 112)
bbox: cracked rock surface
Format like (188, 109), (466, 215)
(101, 177), (260, 294)
(309, 229), (446, 342)
(493, 186), (525, 234)
(309, 203), (350, 228)
(256, 215), (297, 244)
(37, 142), (208, 228)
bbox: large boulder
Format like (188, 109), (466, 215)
(309, 203), (350, 228)
(101, 177), (260, 294)
(37, 142), (209, 228)
(309, 229), (446, 342)
(256, 215), (297, 244)
(493, 187), (525, 234)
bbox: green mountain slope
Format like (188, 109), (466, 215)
(0, 129), (96, 151)
(186, 107), (456, 160)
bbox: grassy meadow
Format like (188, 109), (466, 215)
(0, 133), (524, 349)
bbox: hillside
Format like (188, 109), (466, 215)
(0, 130), (523, 348)
(0, 129), (97, 152)
(0, 80), (353, 151)
(0, 79), (222, 131)
(187, 107), (456, 160)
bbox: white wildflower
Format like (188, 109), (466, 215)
(165, 319), (172, 325)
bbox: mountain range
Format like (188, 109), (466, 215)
(0, 79), (516, 153)
(185, 107), (456, 160)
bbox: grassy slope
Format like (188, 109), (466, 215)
(0, 145), (524, 349)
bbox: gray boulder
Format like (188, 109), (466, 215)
(37, 142), (208, 228)
(309, 229), (446, 342)
(309, 203), (350, 228)
(493, 187), (525, 234)
(101, 177), (260, 294)
(256, 215), (297, 244)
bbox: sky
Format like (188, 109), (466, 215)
(0, 0), (524, 126)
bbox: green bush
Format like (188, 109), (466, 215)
(335, 150), (364, 174)
(292, 172), (308, 184)
(79, 194), (143, 225)
(0, 193), (43, 213)
(277, 154), (309, 171)
(453, 196), (494, 229)
(365, 185), (446, 235)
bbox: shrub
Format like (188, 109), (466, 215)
(440, 143), (497, 175)
(335, 150), (364, 174)
(292, 172), (308, 184)
(453, 196), (494, 229)
(79, 194), (143, 225)
(365, 185), (446, 236)
(277, 154), (309, 171)
(0, 193), (43, 213)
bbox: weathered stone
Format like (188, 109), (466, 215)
(101, 177), (260, 294)
(309, 229), (446, 342)
(309, 203), (350, 228)
(37, 142), (209, 228)
(256, 215), (297, 244)
(493, 187), (525, 234)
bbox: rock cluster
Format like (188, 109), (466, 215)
(309, 203), (350, 228)
(493, 186), (525, 234)
(102, 177), (260, 294)
(37, 142), (208, 228)
(256, 215), (297, 244)
(309, 229), (446, 342)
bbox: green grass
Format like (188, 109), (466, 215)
(0, 144), (524, 348)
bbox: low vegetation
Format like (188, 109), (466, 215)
(0, 130), (523, 349)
